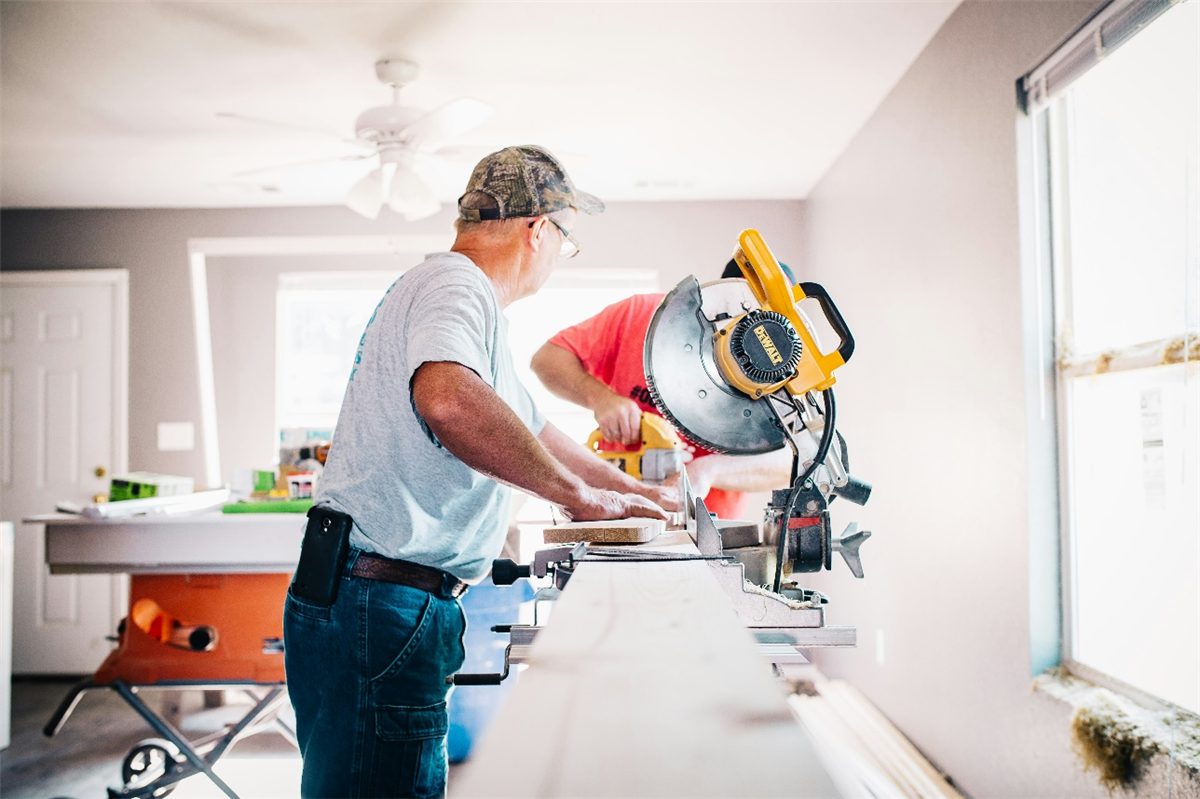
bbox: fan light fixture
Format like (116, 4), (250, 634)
(345, 149), (442, 221)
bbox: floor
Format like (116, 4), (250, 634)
(1, 678), (305, 798)
(2, 678), (475, 798)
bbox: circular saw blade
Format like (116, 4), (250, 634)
(644, 277), (786, 455)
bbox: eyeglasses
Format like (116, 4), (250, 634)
(544, 216), (581, 259)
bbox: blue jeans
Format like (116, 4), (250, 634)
(284, 550), (467, 798)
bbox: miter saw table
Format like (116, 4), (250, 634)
(453, 494), (857, 688)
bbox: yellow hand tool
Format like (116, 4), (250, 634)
(586, 412), (684, 484)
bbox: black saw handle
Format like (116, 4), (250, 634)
(799, 281), (855, 364)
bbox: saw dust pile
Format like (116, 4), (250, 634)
(1070, 696), (1161, 790)
(1037, 668), (1200, 793)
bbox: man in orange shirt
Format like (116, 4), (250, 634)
(531, 260), (794, 520)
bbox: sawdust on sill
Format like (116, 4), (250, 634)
(1035, 667), (1200, 791)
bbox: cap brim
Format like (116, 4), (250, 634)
(573, 189), (605, 215)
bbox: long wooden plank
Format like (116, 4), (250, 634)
(453, 556), (838, 798)
(789, 695), (909, 798)
(818, 681), (963, 799)
(785, 680), (963, 799)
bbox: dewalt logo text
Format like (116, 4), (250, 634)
(754, 325), (784, 365)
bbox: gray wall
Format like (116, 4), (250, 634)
(1, 201), (803, 485)
(797, 2), (1114, 796)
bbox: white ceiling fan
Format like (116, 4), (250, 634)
(220, 58), (495, 220)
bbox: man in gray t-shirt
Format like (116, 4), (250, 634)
(284, 145), (673, 799)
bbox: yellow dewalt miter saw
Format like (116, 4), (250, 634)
(645, 228), (874, 595)
(586, 413), (684, 484)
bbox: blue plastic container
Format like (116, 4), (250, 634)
(447, 580), (534, 763)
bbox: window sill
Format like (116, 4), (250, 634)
(1034, 666), (1200, 793)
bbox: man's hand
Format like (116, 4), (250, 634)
(635, 482), (682, 513)
(593, 393), (642, 446)
(560, 486), (669, 523)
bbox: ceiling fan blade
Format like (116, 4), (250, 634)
(401, 98), (495, 149)
(387, 168), (441, 221)
(345, 166), (388, 220)
(425, 144), (491, 163)
(232, 153), (372, 178)
(217, 112), (369, 147)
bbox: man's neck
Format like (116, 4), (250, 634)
(451, 238), (524, 308)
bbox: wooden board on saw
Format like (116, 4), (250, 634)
(543, 518), (665, 544)
(453, 542), (839, 798)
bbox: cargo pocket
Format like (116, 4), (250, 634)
(369, 701), (449, 798)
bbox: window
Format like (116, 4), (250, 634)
(1023, 0), (1199, 712)
(275, 266), (658, 449)
(276, 271), (399, 434)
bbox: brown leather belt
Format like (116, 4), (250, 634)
(351, 552), (468, 599)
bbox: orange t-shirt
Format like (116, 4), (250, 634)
(547, 294), (748, 520)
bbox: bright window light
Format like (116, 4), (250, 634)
(275, 266), (659, 470)
(276, 271), (399, 434)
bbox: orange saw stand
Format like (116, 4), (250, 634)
(44, 572), (294, 799)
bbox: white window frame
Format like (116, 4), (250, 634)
(1019, 0), (1199, 711)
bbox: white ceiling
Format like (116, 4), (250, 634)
(0, 1), (959, 210)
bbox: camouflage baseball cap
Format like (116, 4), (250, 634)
(457, 145), (604, 221)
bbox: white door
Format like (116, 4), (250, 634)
(0, 270), (128, 674)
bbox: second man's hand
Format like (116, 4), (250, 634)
(592, 393), (642, 446)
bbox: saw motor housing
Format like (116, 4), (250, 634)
(722, 229), (856, 397)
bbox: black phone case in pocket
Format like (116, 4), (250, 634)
(291, 505), (353, 607)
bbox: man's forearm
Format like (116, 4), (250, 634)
(539, 422), (680, 512)
(538, 421), (643, 494)
(694, 449), (793, 493)
(531, 341), (643, 444)
(413, 362), (586, 508)
(530, 342), (616, 411)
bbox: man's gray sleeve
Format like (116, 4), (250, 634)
(404, 277), (495, 445)
(405, 278), (495, 387)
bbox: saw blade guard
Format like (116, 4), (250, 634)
(644, 277), (788, 455)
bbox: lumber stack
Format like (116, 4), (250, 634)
(788, 679), (962, 799)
